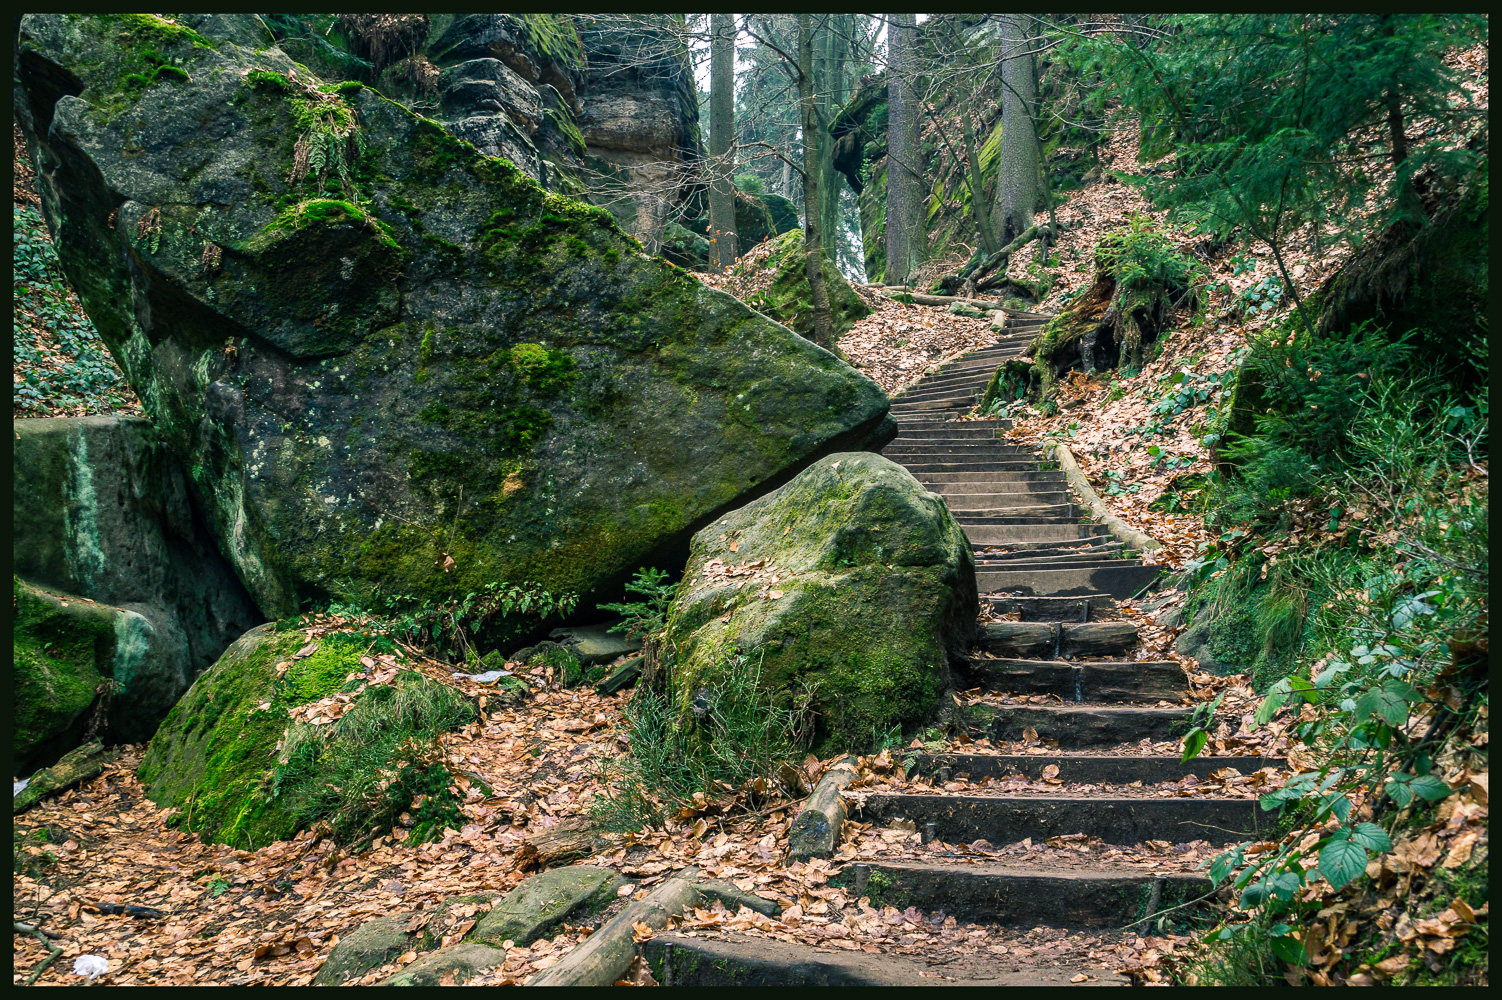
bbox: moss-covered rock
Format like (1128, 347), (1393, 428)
(762, 194), (799, 237)
(662, 452), (976, 752)
(137, 622), (474, 849)
(13, 417), (262, 750)
(469, 865), (625, 947)
(16, 14), (889, 628)
(377, 942), (507, 987)
(733, 190), (777, 251)
(313, 913), (414, 986)
(13, 579), (110, 765)
(737, 229), (872, 342)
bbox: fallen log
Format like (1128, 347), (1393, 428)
(527, 866), (702, 986)
(511, 818), (605, 871)
(1043, 441), (1162, 555)
(785, 756), (860, 863)
(13, 743), (112, 815)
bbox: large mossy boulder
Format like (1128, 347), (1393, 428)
(138, 623), (475, 849)
(662, 452), (976, 751)
(14, 575), (202, 768)
(15, 14), (889, 629)
(738, 229), (872, 342)
(13, 417), (263, 753)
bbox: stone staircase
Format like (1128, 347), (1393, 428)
(638, 313), (1278, 986)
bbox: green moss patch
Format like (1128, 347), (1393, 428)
(12, 578), (112, 761)
(138, 623), (474, 849)
(736, 229), (871, 341)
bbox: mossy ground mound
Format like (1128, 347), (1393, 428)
(17, 14), (888, 629)
(738, 229), (872, 342)
(662, 452), (976, 752)
(138, 622), (475, 850)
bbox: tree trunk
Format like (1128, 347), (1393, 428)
(995, 13), (1040, 245)
(814, 17), (850, 266)
(798, 14), (834, 348)
(885, 13), (921, 286)
(708, 13), (739, 270)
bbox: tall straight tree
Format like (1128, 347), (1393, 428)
(995, 13), (1040, 243)
(885, 12), (922, 285)
(708, 13), (738, 270)
(797, 13), (834, 348)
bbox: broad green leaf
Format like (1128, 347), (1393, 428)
(1409, 774), (1451, 802)
(1318, 839), (1369, 889)
(1181, 728), (1208, 763)
(1269, 934), (1308, 965)
(1349, 823), (1392, 852)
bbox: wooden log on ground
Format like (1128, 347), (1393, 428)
(978, 622), (1056, 659)
(511, 818), (605, 871)
(785, 756), (860, 863)
(1059, 622), (1141, 658)
(13, 742), (112, 814)
(594, 656), (642, 696)
(1044, 441), (1162, 555)
(527, 866), (702, 986)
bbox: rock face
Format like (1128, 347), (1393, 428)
(663, 452), (976, 751)
(12, 417), (262, 756)
(737, 229), (873, 342)
(16, 15), (889, 628)
(574, 15), (703, 251)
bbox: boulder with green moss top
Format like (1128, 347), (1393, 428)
(12, 576), (194, 770)
(16, 14), (889, 637)
(738, 229), (872, 341)
(137, 622), (475, 849)
(377, 942), (508, 987)
(662, 452), (976, 753)
(13, 417), (262, 752)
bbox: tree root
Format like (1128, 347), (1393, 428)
(16, 920), (64, 986)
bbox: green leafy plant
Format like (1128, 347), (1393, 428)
(593, 653), (814, 830)
(597, 567), (677, 642)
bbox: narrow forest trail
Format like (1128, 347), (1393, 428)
(640, 311), (1287, 985)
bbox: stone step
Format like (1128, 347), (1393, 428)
(851, 794), (1266, 847)
(985, 594), (1115, 621)
(895, 427), (1010, 440)
(890, 397), (977, 410)
(884, 444), (1034, 456)
(974, 554), (1136, 571)
(963, 524), (1107, 546)
(911, 753), (1287, 785)
(941, 492), (1073, 509)
(901, 461), (1042, 474)
(899, 371), (1000, 391)
(977, 564), (1160, 600)
(639, 933), (1126, 986)
(964, 703), (1194, 746)
(976, 621), (1140, 658)
(969, 658), (1188, 702)
(833, 862), (1212, 929)
(975, 541), (1128, 561)
(916, 471), (1062, 485)
(959, 513), (1084, 526)
(892, 387), (984, 405)
(950, 505), (1079, 519)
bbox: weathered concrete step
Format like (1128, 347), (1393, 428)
(851, 794), (1265, 847)
(917, 471), (1063, 485)
(964, 524), (1108, 545)
(952, 507), (1080, 521)
(985, 594), (1116, 621)
(965, 703), (1194, 746)
(898, 372), (999, 391)
(638, 933), (1125, 986)
(958, 513), (1083, 526)
(970, 658), (1188, 702)
(892, 388), (983, 405)
(977, 621), (1139, 658)
(832, 862), (1211, 929)
(911, 753), (1288, 785)
(977, 564), (1160, 600)
(974, 553), (1129, 570)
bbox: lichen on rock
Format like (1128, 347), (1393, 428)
(662, 452), (976, 753)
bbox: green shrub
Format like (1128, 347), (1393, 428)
(593, 654), (813, 830)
